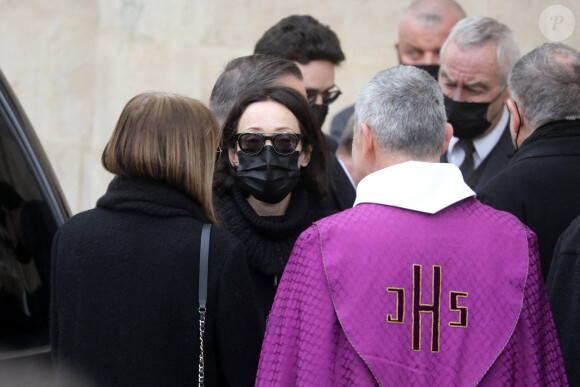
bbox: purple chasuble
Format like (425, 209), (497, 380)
(256, 198), (567, 386)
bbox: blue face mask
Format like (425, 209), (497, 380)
(235, 146), (301, 204)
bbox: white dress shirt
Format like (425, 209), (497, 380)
(447, 106), (510, 168)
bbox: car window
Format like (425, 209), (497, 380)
(0, 90), (58, 357)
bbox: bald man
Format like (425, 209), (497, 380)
(396, 0), (465, 75)
(330, 0), (465, 141)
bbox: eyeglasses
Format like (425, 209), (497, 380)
(306, 85), (342, 105)
(234, 132), (303, 155)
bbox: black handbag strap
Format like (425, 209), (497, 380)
(198, 223), (211, 386)
(199, 224), (211, 308)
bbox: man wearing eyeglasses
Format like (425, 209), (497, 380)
(254, 15), (355, 210)
(255, 15), (345, 153)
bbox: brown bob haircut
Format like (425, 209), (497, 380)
(214, 86), (330, 197)
(102, 92), (221, 224)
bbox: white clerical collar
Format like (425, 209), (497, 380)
(448, 105), (510, 168)
(354, 161), (475, 214)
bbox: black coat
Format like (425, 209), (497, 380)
(214, 184), (334, 325)
(478, 119), (580, 280)
(547, 213), (580, 387)
(328, 152), (356, 212)
(51, 177), (262, 386)
(442, 121), (514, 191)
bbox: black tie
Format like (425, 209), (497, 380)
(458, 139), (475, 180)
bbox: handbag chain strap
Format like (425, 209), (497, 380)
(198, 224), (211, 386)
(198, 307), (206, 386)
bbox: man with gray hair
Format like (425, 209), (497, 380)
(439, 16), (520, 190)
(477, 43), (580, 275)
(478, 42), (580, 384)
(256, 65), (567, 386)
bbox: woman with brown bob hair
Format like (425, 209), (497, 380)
(214, 86), (334, 324)
(51, 92), (262, 386)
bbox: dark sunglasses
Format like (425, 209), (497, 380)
(234, 132), (303, 155)
(306, 85), (342, 105)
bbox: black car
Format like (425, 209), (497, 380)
(0, 68), (70, 378)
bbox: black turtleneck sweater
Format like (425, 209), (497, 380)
(214, 184), (333, 323)
(51, 177), (262, 386)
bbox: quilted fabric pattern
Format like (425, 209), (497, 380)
(256, 227), (376, 386)
(480, 229), (568, 385)
(256, 198), (568, 386)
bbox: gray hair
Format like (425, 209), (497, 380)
(440, 17), (520, 84)
(355, 65), (447, 159)
(209, 54), (302, 125)
(509, 43), (580, 129)
(402, 0), (466, 28)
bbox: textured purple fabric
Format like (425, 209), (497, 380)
(256, 198), (568, 386)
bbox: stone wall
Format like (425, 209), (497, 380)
(0, 0), (578, 213)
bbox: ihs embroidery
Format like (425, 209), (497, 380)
(386, 264), (469, 353)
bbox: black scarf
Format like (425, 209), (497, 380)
(214, 184), (317, 276)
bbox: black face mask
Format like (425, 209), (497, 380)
(235, 146), (301, 204)
(444, 88), (506, 139)
(310, 103), (329, 127)
(413, 64), (440, 80)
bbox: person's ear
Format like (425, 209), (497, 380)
(361, 123), (374, 159)
(506, 99), (520, 137)
(441, 123), (453, 156)
(299, 145), (311, 167)
(228, 147), (238, 167)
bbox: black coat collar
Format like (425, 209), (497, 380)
(513, 119), (580, 163)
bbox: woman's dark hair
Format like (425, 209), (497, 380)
(214, 86), (330, 197)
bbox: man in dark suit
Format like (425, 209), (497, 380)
(438, 17), (520, 191)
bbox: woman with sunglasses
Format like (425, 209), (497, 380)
(214, 86), (332, 324)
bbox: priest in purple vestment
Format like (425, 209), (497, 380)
(256, 65), (568, 386)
